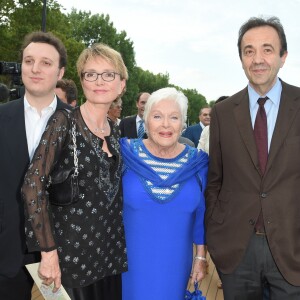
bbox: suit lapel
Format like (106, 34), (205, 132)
(266, 81), (300, 174)
(131, 116), (138, 138)
(233, 88), (261, 174)
(7, 99), (69, 166)
(7, 99), (30, 172)
(56, 98), (71, 110)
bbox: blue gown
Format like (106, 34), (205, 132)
(120, 138), (208, 300)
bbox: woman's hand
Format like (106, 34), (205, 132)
(190, 245), (207, 284)
(190, 257), (207, 284)
(39, 250), (61, 292)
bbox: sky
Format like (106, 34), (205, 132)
(59, 0), (300, 101)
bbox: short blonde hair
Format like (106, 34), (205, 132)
(76, 43), (128, 80)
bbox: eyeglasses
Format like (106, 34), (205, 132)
(82, 71), (121, 82)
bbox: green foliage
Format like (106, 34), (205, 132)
(135, 67), (169, 93)
(0, 0), (209, 120)
(182, 88), (207, 125)
(208, 100), (216, 107)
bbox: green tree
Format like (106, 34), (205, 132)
(67, 9), (138, 115)
(0, 0), (209, 119)
(135, 67), (170, 93)
(1, 0), (70, 60)
(183, 88), (207, 125)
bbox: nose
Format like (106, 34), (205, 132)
(95, 75), (105, 85)
(253, 50), (264, 64)
(31, 62), (40, 73)
(162, 117), (170, 127)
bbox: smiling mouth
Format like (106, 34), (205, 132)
(159, 132), (172, 138)
(252, 69), (268, 76)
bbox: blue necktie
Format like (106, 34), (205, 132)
(138, 120), (144, 138)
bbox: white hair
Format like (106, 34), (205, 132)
(143, 87), (188, 127)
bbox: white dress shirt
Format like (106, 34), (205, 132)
(24, 96), (57, 160)
(248, 77), (282, 151)
(197, 125), (210, 153)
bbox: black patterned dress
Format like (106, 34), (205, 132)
(22, 107), (127, 290)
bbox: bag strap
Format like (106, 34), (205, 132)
(71, 119), (79, 177)
(60, 108), (79, 178)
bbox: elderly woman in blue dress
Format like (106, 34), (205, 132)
(120, 87), (209, 300)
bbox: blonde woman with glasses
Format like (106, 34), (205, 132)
(22, 43), (128, 300)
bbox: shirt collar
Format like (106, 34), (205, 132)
(248, 77), (282, 110)
(24, 95), (57, 113)
(136, 115), (143, 122)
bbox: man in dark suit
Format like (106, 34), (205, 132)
(182, 106), (211, 147)
(0, 31), (69, 300)
(119, 92), (150, 138)
(205, 16), (300, 299)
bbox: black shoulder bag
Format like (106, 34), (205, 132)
(46, 114), (79, 206)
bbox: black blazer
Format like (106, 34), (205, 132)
(0, 97), (69, 277)
(119, 115), (147, 139)
(119, 115), (138, 138)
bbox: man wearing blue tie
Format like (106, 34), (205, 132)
(119, 92), (150, 138)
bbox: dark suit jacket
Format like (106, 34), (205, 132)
(205, 80), (300, 286)
(182, 123), (202, 147)
(0, 97), (69, 278)
(119, 115), (147, 139)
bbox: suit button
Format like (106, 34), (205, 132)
(261, 193), (267, 198)
(249, 219), (255, 225)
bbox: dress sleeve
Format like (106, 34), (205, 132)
(193, 187), (206, 245)
(193, 150), (208, 245)
(22, 110), (70, 252)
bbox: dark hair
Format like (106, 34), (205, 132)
(237, 16), (287, 59)
(20, 31), (67, 69)
(215, 96), (229, 104)
(56, 79), (78, 104)
(136, 92), (148, 103)
(199, 106), (210, 115)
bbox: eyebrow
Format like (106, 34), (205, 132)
(151, 109), (180, 115)
(23, 55), (53, 60)
(262, 43), (275, 49)
(243, 45), (254, 51)
(243, 43), (275, 50)
(84, 69), (115, 72)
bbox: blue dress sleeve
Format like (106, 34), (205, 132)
(193, 157), (208, 245)
(193, 190), (206, 245)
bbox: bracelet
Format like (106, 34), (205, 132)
(194, 256), (207, 262)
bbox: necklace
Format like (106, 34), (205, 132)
(84, 103), (109, 134)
